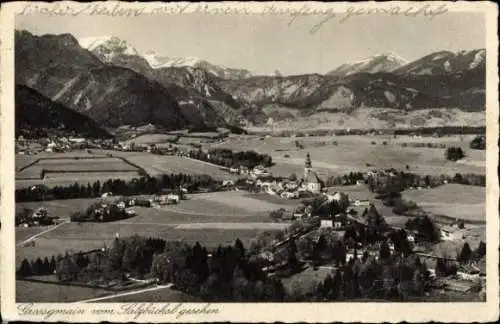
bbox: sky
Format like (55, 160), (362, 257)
(16, 11), (486, 75)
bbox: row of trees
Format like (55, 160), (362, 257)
(16, 173), (220, 202)
(188, 148), (273, 169)
(325, 172), (365, 186)
(28, 235), (286, 302)
(17, 256), (58, 277)
(367, 169), (486, 193)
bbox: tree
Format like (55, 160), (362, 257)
(174, 269), (199, 295)
(379, 241), (391, 260)
(18, 259), (32, 277)
(445, 147), (465, 161)
(43, 257), (51, 275)
(470, 135), (486, 150)
(474, 241), (486, 260)
(234, 239), (246, 260)
(435, 259), (447, 277)
(287, 239), (299, 270)
(289, 173), (298, 181)
(458, 242), (472, 263)
(49, 256), (57, 273)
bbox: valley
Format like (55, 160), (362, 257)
(13, 26), (488, 305)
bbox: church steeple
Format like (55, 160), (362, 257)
(305, 153), (312, 169)
(304, 153), (312, 179)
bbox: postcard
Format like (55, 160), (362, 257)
(1, 1), (498, 322)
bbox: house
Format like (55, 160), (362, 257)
(457, 264), (481, 281)
(304, 205), (313, 217)
(333, 213), (349, 228)
(125, 209), (136, 216)
(440, 225), (458, 241)
(101, 192), (113, 198)
(69, 137), (85, 144)
(166, 194), (180, 204)
(135, 199), (152, 207)
(353, 200), (370, 207)
(320, 219), (333, 228)
(302, 153), (323, 193)
(281, 191), (298, 199)
(444, 279), (481, 294)
(229, 167), (239, 174)
(356, 180), (365, 186)
(116, 201), (126, 210)
(265, 187), (277, 196)
(222, 180), (235, 187)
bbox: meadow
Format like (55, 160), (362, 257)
(16, 279), (112, 302)
(15, 191), (294, 266)
(403, 184), (485, 223)
(15, 153), (143, 188)
(15, 149), (236, 188)
(210, 135), (485, 178)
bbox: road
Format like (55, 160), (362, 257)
(16, 220), (70, 247)
(72, 283), (174, 303)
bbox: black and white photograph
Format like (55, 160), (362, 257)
(1, 1), (499, 322)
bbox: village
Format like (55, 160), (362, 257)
(16, 145), (486, 301)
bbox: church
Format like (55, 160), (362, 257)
(302, 153), (323, 193)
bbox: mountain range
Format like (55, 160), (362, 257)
(15, 30), (486, 136)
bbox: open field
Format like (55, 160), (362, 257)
(17, 198), (102, 220)
(118, 155), (234, 180)
(243, 192), (302, 207)
(194, 191), (299, 213)
(15, 149), (237, 188)
(123, 133), (179, 145)
(404, 184), (485, 205)
(174, 222), (289, 230)
(404, 184), (485, 222)
(16, 279), (112, 302)
(16, 191), (291, 265)
(209, 135), (485, 177)
(246, 108), (485, 133)
(16, 151), (144, 188)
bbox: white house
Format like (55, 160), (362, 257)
(166, 194), (180, 204)
(320, 220), (333, 228)
(125, 209), (136, 216)
(281, 191), (298, 199)
(116, 201), (126, 210)
(353, 200), (370, 207)
(440, 225), (458, 241)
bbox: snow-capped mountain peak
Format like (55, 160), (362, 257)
(78, 36), (139, 62)
(143, 50), (253, 80)
(143, 51), (203, 69)
(327, 51), (408, 76)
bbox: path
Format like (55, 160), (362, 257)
(16, 220), (70, 247)
(73, 283), (174, 303)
